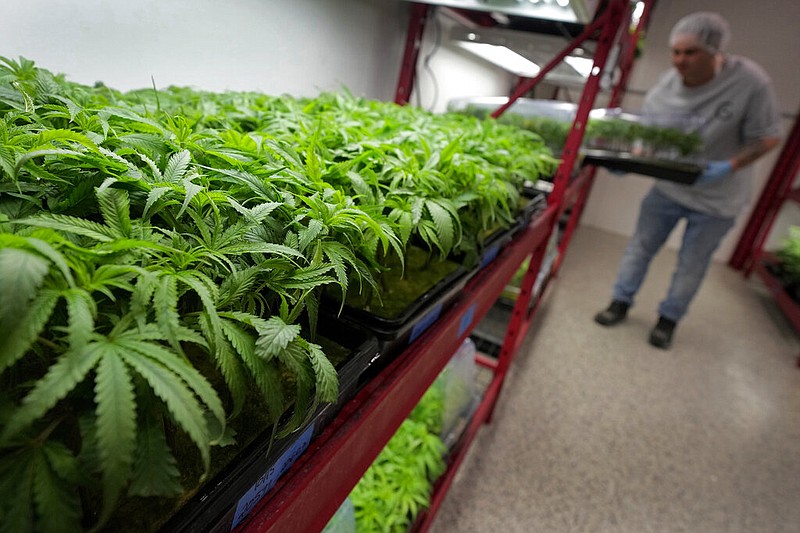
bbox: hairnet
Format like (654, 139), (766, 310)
(669, 12), (731, 54)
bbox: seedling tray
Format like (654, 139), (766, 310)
(373, 269), (468, 363)
(358, 268), (467, 358)
(463, 189), (547, 281)
(160, 319), (379, 533)
(519, 188), (548, 227)
(331, 264), (470, 375)
(582, 149), (703, 184)
(477, 224), (518, 270)
(311, 318), (382, 429)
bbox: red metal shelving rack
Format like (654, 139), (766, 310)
(235, 204), (558, 533)
(730, 107), (800, 274)
(728, 108), (800, 364)
(232, 1), (652, 531)
(752, 252), (800, 333)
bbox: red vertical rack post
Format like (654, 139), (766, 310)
(729, 109), (800, 272)
(610, 0), (656, 107)
(548, 0), (628, 259)
(409, 205), (558, 532)
(552, 0), (657, 275)
(395, 3), (431, 105)
(492, 0), (630, 390)
(726, 110), (800, 366)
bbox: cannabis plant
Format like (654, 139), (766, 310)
(350, 384), (446, 533)
(0, 58), (339, 532)
(777, 226), (800, 285)
(0, 56), (558, 531)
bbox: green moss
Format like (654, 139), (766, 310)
(345, 246), (461, 320)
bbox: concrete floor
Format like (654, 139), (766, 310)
(429, 225), (800, 533)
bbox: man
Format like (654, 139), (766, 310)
(594, 11), (782, 349)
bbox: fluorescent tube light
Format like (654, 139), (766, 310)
(455, 41), (541, 77)
(563, 55), (594, 78)
(405, 0), (596, 23)
(632, 1), (645, 25)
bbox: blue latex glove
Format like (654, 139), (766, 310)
(696, 160), (733, 185)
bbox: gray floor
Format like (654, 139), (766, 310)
(429, 225), (800, 533)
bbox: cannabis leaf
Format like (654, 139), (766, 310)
(0, 327), (225, 527)
(0, 440), (83, 533)
(254, 315), (301, 360)
(1, 58), (559, 531)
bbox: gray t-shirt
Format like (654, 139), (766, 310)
(643, 55), (782, 218)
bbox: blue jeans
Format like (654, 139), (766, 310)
(611, 188), (735, 322)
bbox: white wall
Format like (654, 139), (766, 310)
(0, 0), (410, 100)
(410, 11), (517, 112)
(581, 0), (800, 261)
(0, 0), (512, 105)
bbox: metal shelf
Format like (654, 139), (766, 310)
(754, 253), (800, 333)
(731, 106), (800, 272)
(228, 2), (652, 531)
(729, 105), (800, 364)
(234, 205), (559, 533)
(752, 253), (800, 368)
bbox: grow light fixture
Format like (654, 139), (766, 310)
(455, 40), (542, 77)
(403, 0), (602, 24)
(631, 1), (645, 26)
(449, 23), (601, 86)
(563, 55), (594, 77)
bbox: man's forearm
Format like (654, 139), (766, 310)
(730, 136), (781, 171)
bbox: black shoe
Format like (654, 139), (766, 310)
(594, 300), (629, 326)
(649, 316), (676, 349)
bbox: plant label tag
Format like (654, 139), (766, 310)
(409, 303), (443, 343)
(480, 243), (502, 268)
(458, 303), (477, 338)
(230, 423), (315, 529)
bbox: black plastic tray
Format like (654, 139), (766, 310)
(463, 189), (547, 282)
(477, 224), (518, 270)
(310, 317), (382, 430)
(519, 188), (548, 227)
(582, 149), (703, 184)
(333, 264), (470, 371)
(160, 319), (379, 533)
